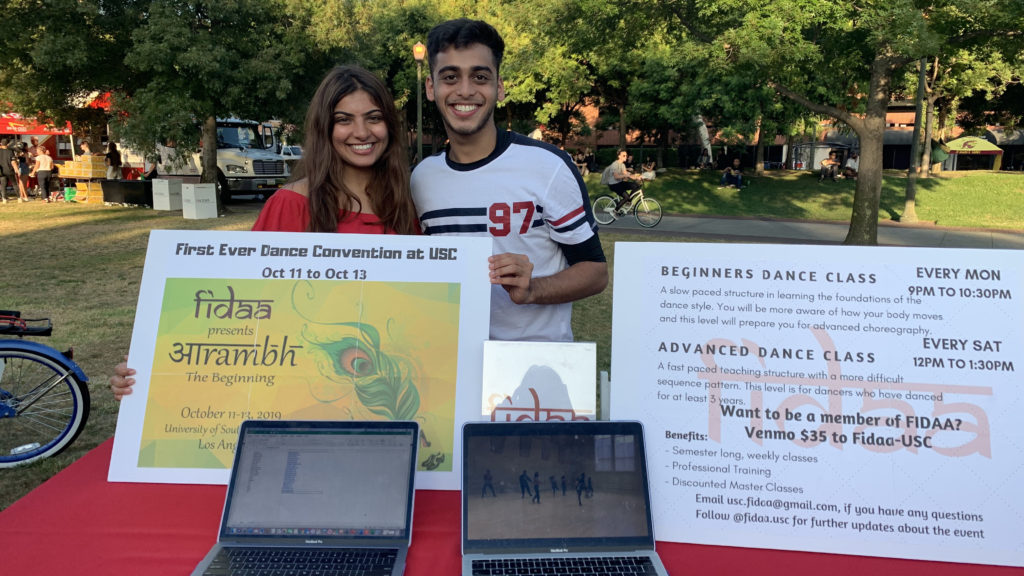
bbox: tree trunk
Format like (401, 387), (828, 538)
(784, 134), (792, 169)
(657, 129), (668, 168)
(754, 115), (765, 175)
(201, 115), (223, 215)
(844, 53), (895, 245)
(921, 95), (936, 179)
(618, 105), (626, 149)
(903, 58), (928, 223)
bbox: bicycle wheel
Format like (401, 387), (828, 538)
(0, 346), (90, 467)
(634, 196), (663, 228)
(593, 195), (618, 225)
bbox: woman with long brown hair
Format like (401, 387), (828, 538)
(251, 65), (419, 235)
(110, 65), (419, 399)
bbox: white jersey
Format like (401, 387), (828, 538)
(411, 131), (599, 341)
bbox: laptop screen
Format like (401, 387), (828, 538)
(462, 421), (655, 554)
(220, 420), (418, 542)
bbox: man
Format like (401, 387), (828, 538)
(601, 149), (643, 212)
(0, 139), (14, 203)
(718, 158), (743, 189)
(412, 19), (607, 342)
(519, 469), (532, 499)
(820, 151), (840, 182)
(843, 152), (859, 180)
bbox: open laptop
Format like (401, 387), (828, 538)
(461, 421), (669, 576)
(191, 419), (419, 576)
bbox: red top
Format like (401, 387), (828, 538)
(251, 188), (397, 234)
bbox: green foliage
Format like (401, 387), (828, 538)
(113, 0), (309, 160)
(0, 0), (144, 123)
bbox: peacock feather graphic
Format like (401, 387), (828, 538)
(290, 282), (440, 464)
(303, 321), (420, 421)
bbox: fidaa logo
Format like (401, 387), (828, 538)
(193, 285), (273, 320)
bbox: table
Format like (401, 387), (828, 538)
(101, 179), (154, 205)
(1, 439), (1019, 575)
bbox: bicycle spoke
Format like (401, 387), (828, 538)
(13, 374), (73, 414)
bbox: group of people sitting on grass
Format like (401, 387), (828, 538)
(713, 151), (861, 190)
(819, 151), (859, 182)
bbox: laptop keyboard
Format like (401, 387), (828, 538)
(471, 556), (658, 575)
(203, 547), (398, 576)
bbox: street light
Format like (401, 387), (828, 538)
(412, 41), (426, 164)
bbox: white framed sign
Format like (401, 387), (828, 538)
(610, 242), (1022, 567)
(110, 230), (492, 489)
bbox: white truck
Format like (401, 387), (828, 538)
(130, 118), (290, 203)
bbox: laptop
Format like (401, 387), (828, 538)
(461, 421), (669, 576)
(191, 419), (419, 576)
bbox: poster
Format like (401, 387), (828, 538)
(110, 230), (491, 489)
(481, 340), (596, 421)
(610, 242), (1023, 567)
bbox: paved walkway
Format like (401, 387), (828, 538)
(232, 197), (1024, 250)
(601, 213), (1024, 250)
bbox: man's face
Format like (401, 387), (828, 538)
(732, 159), (740, 169)
(618, 151), (627, 162)
(426, 43), (505, 138)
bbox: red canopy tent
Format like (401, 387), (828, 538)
(0, 113), (72, 136)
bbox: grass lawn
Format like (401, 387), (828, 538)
(586, 169), (1024, 230)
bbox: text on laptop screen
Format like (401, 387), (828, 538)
(224, 426), (415, 538)
(464, 429), (651, 543)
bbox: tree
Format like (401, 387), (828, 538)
(654, 0), (1022, 244)
(114, 0), (313, 209)
(0, 0), (145, 142)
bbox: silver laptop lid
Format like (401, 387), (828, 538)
(218, 419), (418, 548)
(462, 421), (655, 555)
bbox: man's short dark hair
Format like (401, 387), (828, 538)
(426, 19), (505, 74)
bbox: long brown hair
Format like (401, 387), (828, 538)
(296, 65), (418, 234)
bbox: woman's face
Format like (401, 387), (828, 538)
(331, 90), (389, 170)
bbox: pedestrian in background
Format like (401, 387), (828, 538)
(105, 142), (122, 180)
(30, 145), (54, 202)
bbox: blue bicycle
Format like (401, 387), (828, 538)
(0, 311), (90, 467)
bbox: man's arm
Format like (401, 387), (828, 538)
(489, 253), (608, 305)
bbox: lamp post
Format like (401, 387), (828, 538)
(412, 41), (426, 164)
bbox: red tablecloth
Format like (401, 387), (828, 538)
(0, 439), (1019, 575)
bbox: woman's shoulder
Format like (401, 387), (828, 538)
(282, 178), (309, 197)
(252, 182), (311, 232)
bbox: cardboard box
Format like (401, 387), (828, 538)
(152, 179), (183, 211)
(182, 183), (217, 219)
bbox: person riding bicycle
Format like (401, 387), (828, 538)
(600, 149), (642, 212)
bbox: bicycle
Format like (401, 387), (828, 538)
(592, 186), (663, 228)
(0, 310), (90, 467)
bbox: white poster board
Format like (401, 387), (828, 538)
(610, 242), (1023, 567)
(110, 230), (492, 489)
(481, 340), (596, 421)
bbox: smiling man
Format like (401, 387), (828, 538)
(411, 19), (608, 342)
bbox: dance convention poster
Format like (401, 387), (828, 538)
(609, 242), (1023, 567)
(109, 230), (491, 489)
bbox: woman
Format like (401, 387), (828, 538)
(30, 146), (54, 202)
(252, 65), (418, 234)
(109, 65), (419, 399)
(16, 143), (31, 200)
(104, 142), (122, 180)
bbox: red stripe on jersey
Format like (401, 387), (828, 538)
(549, 205), (585, 226)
